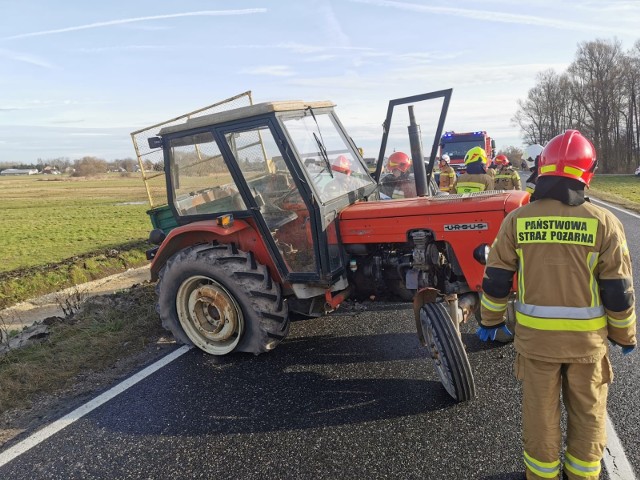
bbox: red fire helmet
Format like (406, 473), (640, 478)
(538, 130), (597, 186)
(387, 151), (411, 173)
(494, 154), (509, 166)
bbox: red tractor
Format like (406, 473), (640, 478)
(140, 90), (528, 402)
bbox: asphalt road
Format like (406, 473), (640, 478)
(0, 189), (638, 480)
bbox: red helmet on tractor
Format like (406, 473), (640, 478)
(331, 155), (352, 175)
(387, 151), (411, 173)
(538, 130), (597, 186)
(494, 154), (509, 166)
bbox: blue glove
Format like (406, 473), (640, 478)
(609, 338), (636, 356)
(622, 345), (635, 356)
(477, 324), (512, 342)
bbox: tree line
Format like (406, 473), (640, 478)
(0, 157), (164, 176)
(513, 38), (640, 173)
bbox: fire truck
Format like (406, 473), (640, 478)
(440, 131), (496, 173)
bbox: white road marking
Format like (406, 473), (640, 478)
(604, 415), (637, 479)
(589, 197), (638, 479)
(0, 345), (191, 468)
(590, 197), (640, 220)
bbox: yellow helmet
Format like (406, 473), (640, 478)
(464, 147), (487, 165)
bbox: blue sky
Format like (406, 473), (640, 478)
(1, 0), (639, 164)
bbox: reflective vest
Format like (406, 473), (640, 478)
(439, 165), (456, 192)
(455, 172), (494, 193)
(495, 165), (522, 191)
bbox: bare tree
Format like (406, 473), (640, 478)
(568, 39), (625, 172)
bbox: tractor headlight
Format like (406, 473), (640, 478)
(473, 243), (491, 265)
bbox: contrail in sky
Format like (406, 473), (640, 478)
(2, 9), (267, 40)
(348, 0), (637, 36)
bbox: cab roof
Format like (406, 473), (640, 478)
(159, 100), (335, 136)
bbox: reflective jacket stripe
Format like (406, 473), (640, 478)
(481, 294), (507, 312)
(457, 182), (486, 193)
(516, 302), (605, 319)
(516, 302), (607, 331)
(564, 452), (601, 477)
(516, 312), (607, 331)
(524, 451), (560, 478)
(516, 248), (525, 302)
(608, 312), (636, 328)
(587, 252), (599, 307)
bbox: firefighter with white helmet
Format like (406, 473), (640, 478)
(455, 147), (494, 193)
(478, 130), (636, 480)
(438, 154), (456, 193)
(524, 144), (544, 194)
(494, 154), (521, 191)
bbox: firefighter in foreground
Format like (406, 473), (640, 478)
(438, 154), (457, 192)
(494, 154), (522, 191)
(478, 130), (636, 480)
(456, 147), (494, 193)
(380, 151), (416, 198)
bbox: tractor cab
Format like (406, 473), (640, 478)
(149, 101), (378, 288)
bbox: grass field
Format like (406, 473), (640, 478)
(589, 175), (640, 211)
(1, 174), (154, 273)
(2, 172), (638, 275)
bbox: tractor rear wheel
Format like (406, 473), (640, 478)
(156, 243), (289, 355)
(419, 302), (476, 402)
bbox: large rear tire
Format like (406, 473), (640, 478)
(156, 243), (289, 355)
(419, 302), (476, 402)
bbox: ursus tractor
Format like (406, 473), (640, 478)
(135, 90), (528, 401)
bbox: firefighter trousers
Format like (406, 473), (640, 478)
(514, 354), (613, 480)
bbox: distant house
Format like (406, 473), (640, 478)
(42, 166), (61, 175)
(0, 168), (39, 176)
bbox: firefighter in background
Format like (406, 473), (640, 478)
(438, 154), (457, 193)
(380, 151), (416, 199)
(455, 147), (494, 193)
(494, 154), (522, 191)
(487, 160), (497, 181)
(524, 144), (544, 194)
(324, 155), (356, 196)
(478, 130), (636, 480)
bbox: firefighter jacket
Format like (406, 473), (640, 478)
(380, 173), (416, 199)
(454, 172), (494, 193)
(494, 165), (522, 191)
(481, 198), (636, 362)
(525, 170), (538, 194)
(439, 164), (456, 192)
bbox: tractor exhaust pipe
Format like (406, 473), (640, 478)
(408, 105), (428, 197)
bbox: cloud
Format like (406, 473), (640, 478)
(239, 65), (296, 77)
(73, 45), (169, 53)
(223, 42), (373, 54)
(69, 132), (113, 136)
(0, 48), (54, 68)
(348, 0), (638, 36)
(2, 9), (267, 41)
(317, 1), (351, 48)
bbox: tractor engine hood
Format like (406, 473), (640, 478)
(338, 190), (529, 244)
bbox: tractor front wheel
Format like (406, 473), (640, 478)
(419, 302), (476, 402)
(156, 243), (289, 355)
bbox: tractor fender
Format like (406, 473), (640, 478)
(150, 219), (278, 282)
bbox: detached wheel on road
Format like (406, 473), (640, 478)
(156, 243), (289, 355)
(419, 302), (476, 402)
